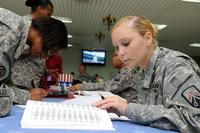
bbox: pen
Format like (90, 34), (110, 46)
(99, 93), (105, 100)
(31, 80), (35, 88)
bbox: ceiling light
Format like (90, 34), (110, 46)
(181, 0), (200, 3)
(68, 35), (72, 38)
(189, 43), (200, 47)
(68, 44), (73, 47)
(95, 31), (105, 43)
(52, 16), (72, 23)
(155, 24), (167, 30)
(102, 14), (116, 31)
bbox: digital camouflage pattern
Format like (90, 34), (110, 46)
(80, 67), (138, 102)
(76, 73), (95, 83)
(124, 47), (200, 133)
(10, 14), (45, 89)
(0, 8), (31, 117)
(11, 55), (45, 89)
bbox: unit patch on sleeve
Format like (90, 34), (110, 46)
(182, 85), (200, 108)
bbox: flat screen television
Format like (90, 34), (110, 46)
(82, 49), (106, 65)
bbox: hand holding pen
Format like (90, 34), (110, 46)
(29, 80), (48, 101)
(93, 95), (128, 116)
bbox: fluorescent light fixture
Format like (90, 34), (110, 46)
(155, 24), (167, 30)
(68, 44), (73, 47)
(52, 16), (72, 23)
(181, 0), (200, 3)
(68, 34), (72, 38)
(189, 43), (200, 47)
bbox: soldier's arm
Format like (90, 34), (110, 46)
(80, 82), (106, 91)
(80, 69), (134, 92)
(124, 58), (200, 132)
(8, 85), (30, 105)
(0, 85), (12, 117)
(104, 68), (136, 93)
(0, 47), (30, 107)
(0, 49), (13, 117)
(81, 68), (136, 93)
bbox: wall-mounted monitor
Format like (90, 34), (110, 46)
(82, 49), (106, 65)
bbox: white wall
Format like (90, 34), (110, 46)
(61, 47), (118, 81)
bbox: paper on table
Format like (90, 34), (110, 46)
(81, 91), (115, 97)
(61, 91), (116, 106)
(21, 100), (114, 130)
(61, 95), (102, 106)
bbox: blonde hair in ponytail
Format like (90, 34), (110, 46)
(112, 16), (158, 46)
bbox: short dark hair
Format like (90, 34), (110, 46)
(25, 0), (53, 11)
(31, 17), (68, 55)
(80, 63), (87, 69)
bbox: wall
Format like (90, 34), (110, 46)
(61, 47), (118, 81)
(192, 56), (200, 67)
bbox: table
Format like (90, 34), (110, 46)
(0, 98), (179, 133)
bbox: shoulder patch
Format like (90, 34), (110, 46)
(182, 85), (200, 108)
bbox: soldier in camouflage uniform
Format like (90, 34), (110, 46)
(11, 0), (54, 89)
(75, 64), (95, 83)
(0, 8), (68, 117)
(94, 16), (200, 133)
(69, 50), (138, 103)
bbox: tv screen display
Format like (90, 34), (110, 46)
(82, 50), (106, 65)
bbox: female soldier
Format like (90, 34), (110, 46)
(24, 0), (53, 20)
(94, 16), (200, 132)
(10, 0), (55, 89)
(0, 8), (68, 117)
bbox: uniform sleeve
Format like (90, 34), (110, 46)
(9, 85), (30, 105)
(124, 58), (200, 132)
(104, 68), (137, 94)
(80, 68), (136, 92)
(0, 38), (13, 117)
(11, 56), (43, 89)
(80, 82), (106, 91)
(0, 86), (12, 117)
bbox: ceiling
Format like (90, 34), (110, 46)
(1, 0), (200, 56)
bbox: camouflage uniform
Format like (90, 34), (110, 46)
(123, 47), (200, 132)
(11, 55), (45, 89)
(80, 67), (138, 102)
(76, 73), (95, 83)
(10, 14), (45, 89)
(23, 14), (32, 22)
(0, 8), (32, 117)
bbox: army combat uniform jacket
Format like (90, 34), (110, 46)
(124, 47), (200, 133)
(80, 67), (138, 102)
(0, 8), (31, 117)
(11, 14), (45, 89)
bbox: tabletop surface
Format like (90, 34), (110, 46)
(0, 98), (179, 133)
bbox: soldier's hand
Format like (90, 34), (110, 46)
(68, 84), (81, 91)
(93, 96), (128, 116)
(29, 88), (48, 101)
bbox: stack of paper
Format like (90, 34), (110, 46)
(21, 100), (114, 130)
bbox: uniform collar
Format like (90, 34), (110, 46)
(143, 47), (160, 88)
